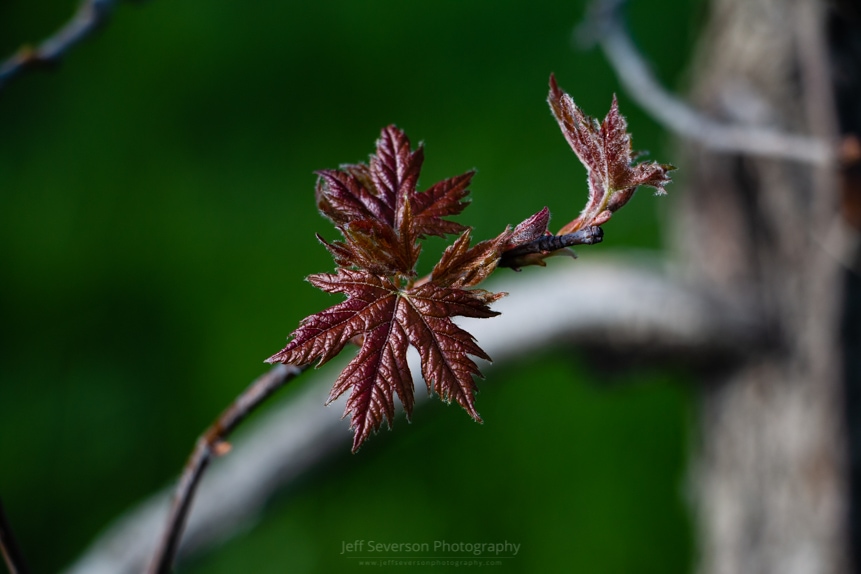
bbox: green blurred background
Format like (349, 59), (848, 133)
(0, 1), (701, 572)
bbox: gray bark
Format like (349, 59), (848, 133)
(677, 0), (852, 572)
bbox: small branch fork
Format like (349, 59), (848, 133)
(579, 0), (835, 166)
(147, 363), (308, 574)
(0, 0), (121, 91)
(0, 498), (28, 574)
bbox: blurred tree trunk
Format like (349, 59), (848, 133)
(677, 0), (860, 572)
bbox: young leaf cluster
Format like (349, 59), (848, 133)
(267, 76), (674, 451)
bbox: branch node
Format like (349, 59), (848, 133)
(498, 226), (604, 270)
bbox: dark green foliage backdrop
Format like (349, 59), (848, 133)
(0, 1), (699, 572)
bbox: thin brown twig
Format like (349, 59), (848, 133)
(146, 363), (308, 574)
(577, 0), (835, 165)
(498, 226), (604, 269)
(0, 498), (28, 574)
(0, 0), (121, 91)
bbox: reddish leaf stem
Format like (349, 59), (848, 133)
(0, 498), (28, 574)
(147, 363), (308, 574)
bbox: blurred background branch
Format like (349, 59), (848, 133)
(63, 258), (756, 574)
(0, 0), (121, 91)
(579, 0), (835, 165)
(0, 498), (29, 574)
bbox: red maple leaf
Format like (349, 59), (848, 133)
(267, 126), (509, 451)
(267, 83), (672, 450)
(548, 74), (674, 235)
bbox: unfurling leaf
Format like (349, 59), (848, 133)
(498, 206), (569, 270)
(505, 206), (551, 250)
(268, 126), (509, 452)
(548, 74), (674, 235)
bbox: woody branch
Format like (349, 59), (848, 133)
(0, 0), (123, 91)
